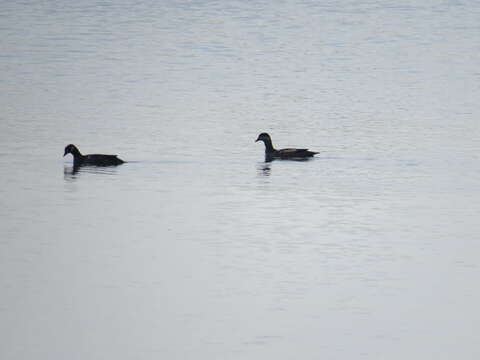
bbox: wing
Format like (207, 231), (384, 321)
(279, 148), (308, 153)
(86, 154), (119, 160)
(84, 154), (124, 165)
(277, 148), (318, 158)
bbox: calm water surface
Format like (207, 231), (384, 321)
(1, 0), (480, 359)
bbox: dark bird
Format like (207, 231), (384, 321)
(255, 133), (318, 161)
(64, 144), (125, 166)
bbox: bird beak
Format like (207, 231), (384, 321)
(63, 150), (68, 156)
(255, 137), (260, 142)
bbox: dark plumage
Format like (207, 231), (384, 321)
(63, 144), (125, 166)
(255, 133), (318, 160)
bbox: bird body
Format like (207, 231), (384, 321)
(255, 133), (318, 160)
(64, 144), (125, 166)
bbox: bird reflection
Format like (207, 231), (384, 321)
(64, 165), (80, 179)
(257, 163), (271, 176)
(63, 164), (119, 180)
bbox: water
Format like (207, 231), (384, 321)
(1, 0), (480, 359)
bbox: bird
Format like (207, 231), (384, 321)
(63, 144), (125, 166)
(255, 133), (318, 161)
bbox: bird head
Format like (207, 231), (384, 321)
(255, 133), (271, 143)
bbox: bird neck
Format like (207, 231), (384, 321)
(70, 147), (83, 158)
(263, 139), (275, 152)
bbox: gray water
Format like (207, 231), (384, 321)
(1, 0), (480, 359)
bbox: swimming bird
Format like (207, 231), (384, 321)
(255, 133), (318, 160)
(63, 144), (125, 166)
